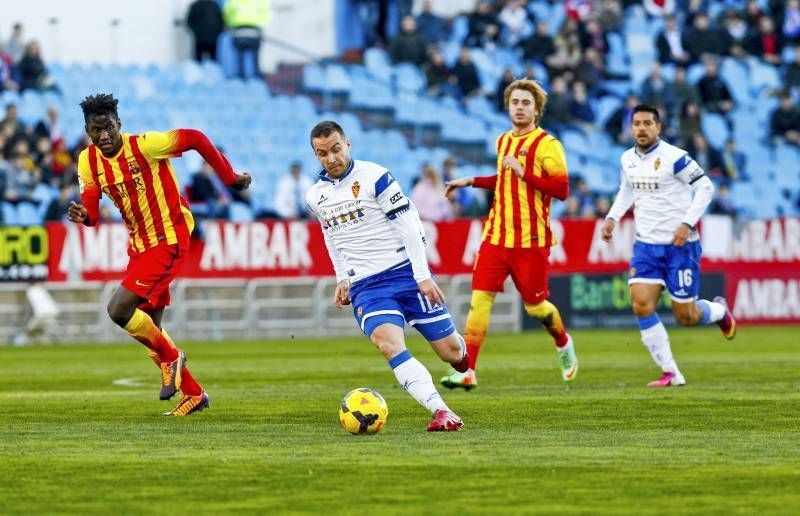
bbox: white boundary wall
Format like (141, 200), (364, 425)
(0, 275), (522, 344)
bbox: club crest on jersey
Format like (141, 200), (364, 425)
(352, 181), (360, 198)
(654, 158), (661, 171)
(630, 267), (637, 278)
(127, 159), (141, 175)
(357, 306), (363, 317)
(520, 145), (528, 156)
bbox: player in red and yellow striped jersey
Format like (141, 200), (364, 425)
(67, 93), (251, 416)
(440, 79), (578, 390)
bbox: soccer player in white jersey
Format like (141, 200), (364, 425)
(601, 105), (736, 387)
(306, 121), (467, 431)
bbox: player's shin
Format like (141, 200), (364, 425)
(124, 309), (179, 363)
(524, 300), (569, 348)
(638, 313), (680, 374)
(464, 290), (494, 370)
(389, 350), (449, 414)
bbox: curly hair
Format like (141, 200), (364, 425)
(503, 79), (548, 126)
(79, 93), (119, 122)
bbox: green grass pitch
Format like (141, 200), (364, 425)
(1, 326), (799, 514)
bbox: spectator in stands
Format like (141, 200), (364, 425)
(452, 48), (481, 97)
(573, 178), (595, 217)
(189, 160), (232, 219)
(784, 0), (800, 44)
(0, 103), (25, 144)
(721, 138), (747, 181)
(34, 106), (62, 142)
(683, 13), (726, 63)
(0, 43), (19, 92)
(678, 101), (703, 147)
(274, 160), (313, 219)
(657, 15), (690, 66)
(594, 195), (610, 218)
(579, 19), (608, 54)
(465, 1), (499, 48)
(547, 18), (582, 77)
(441, 156), (484, 217)
(354, 0), (386, 47)
(44, 183), (78, 222)
(223, 0), (272, 79)
(494, 68), (515, 112)
(541, 75), (572, 131)
(744, 16), (783, 65)
(4, 142), (37, 203)
(569, 81), (595, 124)
(521, 20), (555, 64)
(49, 138), (73, 185)
(687, 132), (724, 177)
(671, 66), (701, 116)
(5, 23), (25, 64)
(697, 57), (734, 114)
(498, 0), (532, 47)
(416, 0), (448, 45)
(605, 94), (639, 145)
(563, 195), (581, 218)
(640, 63), (676, 115)
(708, 182), (737, 216)
(786, 46), (800, 93)
(423, 48), (459, 98)
(596, 0), (623, 33)
(721, 10), (749, 59)
(186, 0), (225, 62)
(389, 15), (427, 66)
(770, 92), (800, 146)
(411, 163), (452, 222)
(743, 0), (764, 28)
(17, 41), (56, 92)
(574, 47), (605, 95)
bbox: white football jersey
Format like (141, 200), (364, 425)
(607, 139), (714, 244)
(306, 159), (429, 284)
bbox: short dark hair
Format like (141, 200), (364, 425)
(309, 120), (345, 146)
(80, 93), (119, 123)
(632, 104), (660, 123)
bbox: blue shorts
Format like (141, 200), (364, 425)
(349, 261), (456, 341)
(628, 241), (702, 303)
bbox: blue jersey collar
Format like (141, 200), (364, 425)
(318, 159), (355, 183)
(634, 140), (660, 158)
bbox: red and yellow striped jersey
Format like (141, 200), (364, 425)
(481, 127), (568, 248)
(77, 131), (195, 253)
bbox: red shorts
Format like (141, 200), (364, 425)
(472, 241), (550, 304)
(121, 242), (188, 311)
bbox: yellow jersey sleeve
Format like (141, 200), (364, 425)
(76, 149), (97, 194)
(538, 137), (568, 179)
(138, 130), (182, 160)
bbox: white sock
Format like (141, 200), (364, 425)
(697, 299), (726, 325)
(640, 318), (681, 375)
(389, 350), (449, 414)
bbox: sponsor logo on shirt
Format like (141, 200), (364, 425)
(390, 192), (403, 204)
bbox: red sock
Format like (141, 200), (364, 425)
(466, 343), (481, 370)
(124, 309), (179, 363)
(180, 366), (203, 396)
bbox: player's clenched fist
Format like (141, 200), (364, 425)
(334, 279), (351, 309)
(67, 201), (88, 223)
(601, 218), (615, 242)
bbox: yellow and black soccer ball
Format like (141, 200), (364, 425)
(338, 388), (389, 435)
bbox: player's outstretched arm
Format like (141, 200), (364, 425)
(444, 177), (473, 197)
(169, 129), (251, 189)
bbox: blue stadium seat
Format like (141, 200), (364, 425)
(1, 202), (17, 225)
(363, 48), (392, 83)
(701, 113), (730, 149)
(450, 16), (469, 44)
(393, 63), (426, 94)
(16, 202), (41, 226)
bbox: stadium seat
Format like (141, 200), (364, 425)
(701, 113), (730, 149)
(363, 48), (392, 83)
